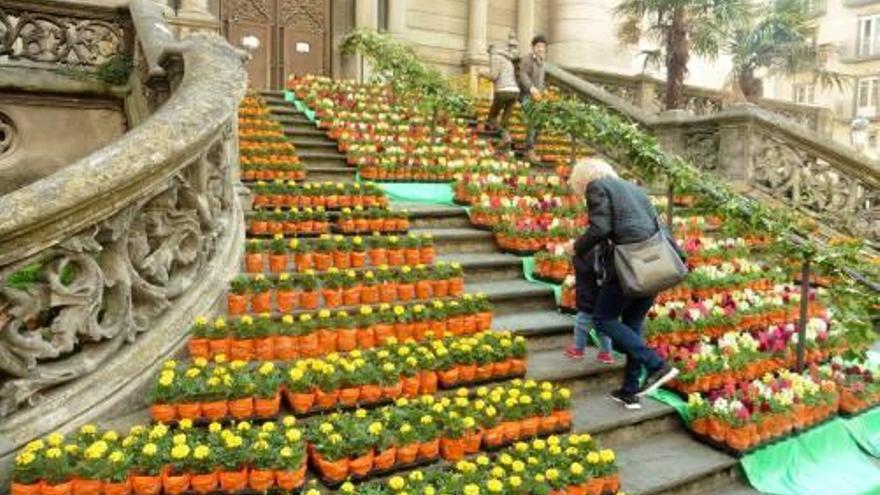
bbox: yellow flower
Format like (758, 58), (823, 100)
(163, 359), (177, 370)
(600, 449), (616, 463)
(490, 466), (505, 478)
(45, 447), (63, 459)
(108, 450), (125, 463)
(509, 475), (522, 488)
(463, 484), (480, 495)
(285, 429), (302, 442)
(16, 452), (36, 466)
(171, 444), (190, 459)
(142, 443), (158, 456)
(149, 424), (168, 439)
(571, 462), (584, 475)
(208, 422), (222, 433)
(487, 479), (503, 492)
(341, 482), (355, 493)
(280, 447), (293, 458)
(512, 460), (525, 472)
(193, 445), (210, 460)
(389, 476), (406, 490)
(368, 422), (383, 435)
(319, 423), (334, 434)
(24, 439), (45, 452)
(46, 433), (64, 447)
(546, 468), (559, 481)
(587, 451), (600, 464)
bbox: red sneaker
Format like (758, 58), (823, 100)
(564, 346), (585, 360)
(597, 351), (615, 365)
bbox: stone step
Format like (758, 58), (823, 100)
(468, 279), (557, 316)
(394, 202), (472, 229)
(410, 227), (499, 255)
(526, 346), (623, 393)
(267, 105), (312, 122)
(492, 310), (573, 349)
(615, 431), (742, 495)
(304, 166), (356, 183)
(279, 124), (326, 137)
(297, 149), (349, 167)
(288, 136), (338, 150)
(260, 90), (286, 98)
(713, 484), (763, 495)
(436, 252), (523, 283)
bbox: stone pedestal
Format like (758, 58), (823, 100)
(517, 0), (534, 56)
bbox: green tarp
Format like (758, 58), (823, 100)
(372, 182), (457, 207)
(283, 91), (316, 122)
(521, 256), (562, 304)
(846, 409), (880, 458)
(742, 419), (880, 495)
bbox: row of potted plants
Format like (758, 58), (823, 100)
(251, 181), (388, 209)
(817, 356), (880, 416)
(243, 234), (437, 272)
(210, 296), (494, 358)
(11, 419), (306, 495)
(226, 265), (468, 314)
(247, 206), (410, 236)
(305, 380), (573, 482)
(685, 370), (840, 453)
(303, 432), (619, 495)
(152, 330), (528, 422)
(238, 94), (307, 181)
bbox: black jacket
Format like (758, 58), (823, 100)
(573, 246), (607, 313)
(574, 177), (684, 279)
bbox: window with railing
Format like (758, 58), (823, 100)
(793, 83), (816, 104)
(858, 15), (880, 56)
(857, 77), (880, 117)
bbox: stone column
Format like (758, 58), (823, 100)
(517, 0), (534, 56)
(173, 0), (220, 36)
(464, 0), (490, 68)
(716, 106), (756, 183)
(387, 0), (407, 39)
(355, 0), (379, 82)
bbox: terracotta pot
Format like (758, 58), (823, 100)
(275, 463), (306, 490)
(254, 393), (281, 417)
(360, 384), (383, 403)
(501, 420), (522, 442)
(432, 279), (449, 298)
(368, 248), (388, 267)
(458, 364), (477, 383)
(402, 375), (420, 397)
(190, 472), (218, 494)
(313, 455), (349, 483)
(440, 437), (466, 461)
(343, 287), (362, 306)
(248, 469), (275, 492)
(317, 329), (338, 354)
(448, 277), (464, 296)
(251, 291), (272, 313)
(322, 288), (343, 308)
(314, 253), (332, 271)
(12, 483), (42, 495)
(420, 246), (436, 264)
(161, 471), (191, 495)
(72, 479), (102, 495)
(286, 390), (316, 414)
(483, 426), (504, 447)
(268, 254), (288, 273)
(417, 439), (440, 460)
(227, 294), (248, 316)
(339, 387), (361, 406)
(553, 409), (573, 429)
(294, 252), (313, 271)
(387, 250), (405, 266)
(463, 429), (483, 454)
(149, 403), (176, 423)
(374, 323), (395, 345)
(351, 251), (367, 268)
(475, 364), (493, 381)
(187, 338), (210, 359)
(397, 283), (415, 301)
(419, 370), (438, 395)
(374, 447), (397, 471)
(230, 338), (255, 361)
(244, 253), (263, 273)
(379, 284), (398, 303)
(229, 397), (255, 419)
(273, 335), (297, 360)
(540, 415), (560, 434)
(176, 402), (202, 420)
(360, 285), (379, 304)
(383, 380), (404, 400)
(520, 416), (540, 438)
(509, 358), (526, 375)
(349, 450), (375, 477)
(300, 291), (319, 309)
(207, 337), (230, 357)
(394, 322), (413, 342)
(276, 290), (298, 313)
(356, 327), (376, 349)
(201, 400), (228, 420)
(131, 475), (161, 495)
(254, 336), (275, 361)
(315, 388), (339, 409)
(438, 367), (460, 387)
(103, 479), (132, 495)
(298, 331), (319, 357)
(218, 468), (248, 492)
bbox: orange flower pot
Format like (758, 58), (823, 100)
(449, 277), (464, 296)
(501, 420), (522, 442)
(383, 380), (404, 400)
(402, 375), (420, 397)
(227, 294), (248, 316)
(509, 358), (526, 375)
(187, 338), (210, 359)
(379, 284), (398, 303)
(360, 285), (379, 304)
(458, 364), (477, 383)
(315, 388), (339, 409)
(254, 393), (281, 417)
(440, 437), (466, 461)
(268, 254), (288, 273)
(314, 253), (332, 271)
(374, 447), (397, 470)
(161, 471), (191, 495)
(276, 290), (299, 313)
(103, 479), (131, 495)
(131, 475), (161, 495)
(275, 464), (306, 490)
(553, 409), (573, 429)
(387, 250), (404, 266)
(368, 248), (388, 267)
(286, 390), (316, 414)
(351, 251), (367, 268)
(418, 439), (440, 460)
(294, 252), (313, 271)
(218, 468), (248, 492)
(190, 472), (218, 494)
(375, 323), (395, 345)
(396, 444), (419, 465)
(463, 430), (484, 453)
(322, 288), (343, 308)
(475, 364), (493, 381)
(208, 337), (230, 357)
(251, 291), (272, 313)
(432, 279), (449, 298)
(394, 322), (413, 342)
(12, 482), (42, 495)
(201, 400), (228, 420)
(420, 246), (436, 264)
(229, 397), (255, 419)
(337, 328), (357, 352)
(176, 402), (202, 420)
(438, 367), (460, 387)
(244, 253), (263, 273)
(540, 415), (559, 434)
(483, 426), (504, 447)
(360, 384), (383, 403)
(419, 370), (438, 395)
(349, 450), (375, 477)
(230, 338), (255, 361)
(343, 287), (362, 306)
(317, 329), (338, 354)
(356, 327), (376, 349)
(300, 291), (319, 309)
(397, 283), (415, 301)
(72, 479), (102, 495)
(339, 387), (361, 406)
(314, 455), (349, 483)
(273, 335), (297, 360)
(476, 311), (493, 331)
(520, 416), (540, 438)
(149, 403), (176, 423)
(248, 469), (275, 492)
(254, 337), (275, 360)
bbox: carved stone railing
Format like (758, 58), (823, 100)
(0, 0), (246, 481)
(562, 67), (833, 136)
(548, 64), (880, 245)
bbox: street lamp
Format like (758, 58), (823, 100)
(241, 35), (260, 54)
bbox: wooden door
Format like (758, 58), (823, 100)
(221, 0), (330, 90)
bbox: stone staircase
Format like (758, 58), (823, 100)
(262, 90), (760, 495)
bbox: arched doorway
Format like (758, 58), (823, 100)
(220, 0), (331, 90)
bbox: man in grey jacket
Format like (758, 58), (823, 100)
(484, 43), (520, 148)
(519, 34), (547, 163)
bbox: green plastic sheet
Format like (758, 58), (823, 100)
(521, 256), (562, 304)
(372, 182), (457, 207)
(741, 419), (880, 495)
(846, 408), (880, 458)
(283, 91), (316, 122)
(650, 388), (692, 422)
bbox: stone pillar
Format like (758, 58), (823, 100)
(151, 0), (173, 17)
(464, 0), (490, 68)
(355, 0), (379, 82)
(716, 106), (755, 183)
(172, 0), (220, 37)
(387, 0), (407, 39)
(517, 0), (534, 56)
(635, 76), (660, 113)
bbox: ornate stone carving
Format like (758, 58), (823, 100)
(0, 112), (16, 156)
(279, 0), (325, 31)
(683, 128), (720, 171)
(750, 135), (880, 242)
(224, 0), (271, 23)
(0, 133), (234, 416)
(0, 7), (126, 67)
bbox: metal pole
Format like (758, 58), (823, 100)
(569, 133), (577, 166)
(666, 181), (674, 232)
(796, 258), (811, 372)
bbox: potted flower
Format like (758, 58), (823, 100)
(231, 316), (256, 361)
(334, 236), (352, 269)
(252, 314), (275, 360)
(336, 311), (358, 352)
(131, 440), (165, 495)
(414, 265), (433, 300)
(284, 364), (316, 414)
(356, 305), (377, 349)
(249, 275), (273, 314)
(206, 317), (230, 357)
(146, 366), (178, 423)
(448, 262), (464, 296)
(310, 425), (349, 483)
(246, 439), (274, 492)
(402, 235), (421, 266)
(188, 316), (211, 359)
(431, 262), (450, 298)
(275, 273), (298, 313)
(386, 236), (403, 266)
(274, 428), (306, 490)
(268, 235), (288, 273)
(439, 415), (467, 461)
(163, 440), (192, 495)
(244, 239), (264, 273)
(315, 309), (339, 355)
(216, 431), (248, 492)
(10, 447), (42, 495)
(368, 236), (388, 266)
(314, 236), (334, 271)
(253, 362), (283, 417)
(101, 449), (133, 495)
(419, 234), (435, 264)
(299, 271), (320, 309)
(290, 239), (312, 272)
(351, 236), (368, 268)
(360, 270), (380, 304)
(227, 275), (250, 316)
(189, 444), (217, 494)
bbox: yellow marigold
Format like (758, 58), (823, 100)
(45, 447), (62, 459)
(171, 444), (190, 460)
(570, 462), (584, 475)
(388, 476), (406, 490)
(141, 443), (158, 456)
(463, 484), (480, 495)
(193, 445), (210, 460)
(16, 452), (35, 466)
(108, 450), (125, 463)
(486, 479), (503, 493)
(46, 433), (64, 447)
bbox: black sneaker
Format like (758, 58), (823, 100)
(636, 364), (679, 397)
(609, 389), (641, 410)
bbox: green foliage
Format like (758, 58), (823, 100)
(60, 55), (133, 86)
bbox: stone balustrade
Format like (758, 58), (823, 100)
(547, 64), (880, 246)
(0, 0), (246, 484)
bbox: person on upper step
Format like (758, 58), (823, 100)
(518, 34), (547, 164)
(483, 43), (520, 149)
(563, 157), (684, 410)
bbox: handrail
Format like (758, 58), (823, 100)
(0, 0), (248, 267)
(128, 0), (189, 77)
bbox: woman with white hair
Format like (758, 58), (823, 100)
(564, 157), (683, 409)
